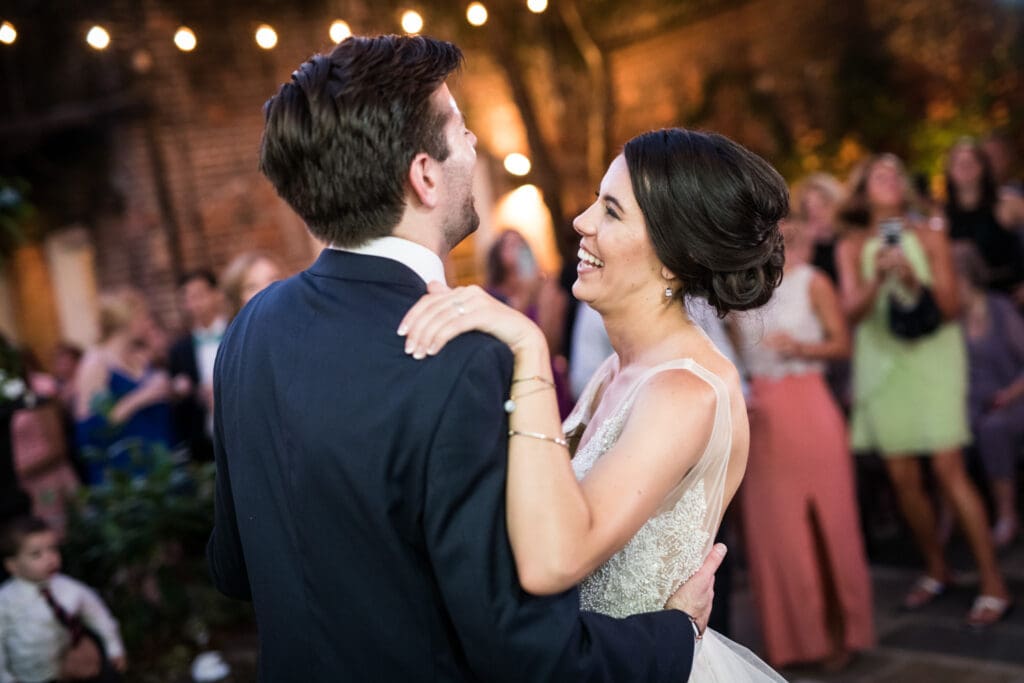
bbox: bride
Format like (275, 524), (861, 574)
(400, 128), (787, 681)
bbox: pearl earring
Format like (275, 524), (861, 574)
(664, 287), (673, 299)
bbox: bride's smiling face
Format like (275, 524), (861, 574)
(572, 155), (668, 312)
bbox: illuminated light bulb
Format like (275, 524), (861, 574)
(466, 3), (488, 26)
(255, 24), (278, 50)
(401, 10), (423, 34)
(86, 25), (111, 50)
(329, 20), (352, 43)
(504, 153), (532, 177)
(174, 26), (197, 52)
(527, 0), (548, 13)
(0, 21), (16, 45)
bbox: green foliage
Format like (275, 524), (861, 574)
(0, 178), (34, 265)
(62, 449), (251, 680)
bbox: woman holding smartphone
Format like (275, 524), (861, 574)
(836, 154), (1011, 627)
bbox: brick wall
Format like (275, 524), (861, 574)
(91, 3), (336, 330)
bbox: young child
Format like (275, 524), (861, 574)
(0, 516), (126, 683)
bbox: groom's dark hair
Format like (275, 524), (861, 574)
(259, 35), (463, 248)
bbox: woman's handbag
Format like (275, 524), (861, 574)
(888, 286), (942, 340)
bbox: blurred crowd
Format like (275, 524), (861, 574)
(2, 130), (1024, 679)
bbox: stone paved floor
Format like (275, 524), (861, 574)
(727, 540), (1024, 683)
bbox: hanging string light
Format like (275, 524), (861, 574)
(527, 0), (548, 13)
(86, 25), (111, 50)
(504, 153), (532, 176)
(0, 21), (17, 45)
(466, 3), (488, 27)
(255, 24), (278, 49)
(401, 10), (424, 34)
(329, 20), (352, 43)
(174, 26), (197, 52)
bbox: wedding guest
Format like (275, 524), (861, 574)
(169, 271), (226, 463)
(733, 218), (874, 668)
(221, 251), (285, 319)
(945, 138), (1024, 299)
(836, 153), (1011, 626)
(50, 344), (82, 413)
(0, 335), (31, 545)
(486, 231), (572, 416)
(955, 243), (1024, 548)
(0, 516), (125, 683)
(792, 173), (845, 284)
(982, 130), (1023, 197)
(486, 231), (568, 353)
(50, 343), (85, 483)
(73, 288), (174, 484)
(11, 403), (78, 537)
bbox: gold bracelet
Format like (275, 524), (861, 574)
(511, 375), (555, 388)
(508, 429), (569, 449)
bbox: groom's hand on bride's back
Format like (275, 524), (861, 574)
(665, 543), (727, 635)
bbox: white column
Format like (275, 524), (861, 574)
(44, 227), (100, 348)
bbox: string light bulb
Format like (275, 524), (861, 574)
(504, 153), (532, 176)
(466, 3), (488, 26)
(329, 20), (352, 43)
(86, 25), (111, 50)
(255, 24), (278, 49)
(174, 26), (197, 52)
(0, 21), (16, 45)
(401, 10), (423, 34)
(527, 0), (548, 13)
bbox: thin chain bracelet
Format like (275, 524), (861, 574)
(511, 375), (555, 388)
(508, 429), (569, 449)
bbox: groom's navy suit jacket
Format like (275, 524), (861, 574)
(208, 249), (694, 682)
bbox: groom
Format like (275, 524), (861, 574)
(208, 35), (724, 681)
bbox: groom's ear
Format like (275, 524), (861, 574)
(408, 153), (442, 209)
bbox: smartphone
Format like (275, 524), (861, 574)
(880, 217), (903, 246)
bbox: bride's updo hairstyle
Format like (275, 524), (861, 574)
(623, 128), (788, 317)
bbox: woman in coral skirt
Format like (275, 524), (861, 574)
(733, 218), (875, 669)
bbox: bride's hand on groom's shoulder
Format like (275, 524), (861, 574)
(398, 281), (544, 359)
(665, 543), (728, 636)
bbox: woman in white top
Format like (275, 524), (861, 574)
(731, 219), (875, 670)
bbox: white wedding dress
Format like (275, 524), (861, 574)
(565, 355), (786, 682)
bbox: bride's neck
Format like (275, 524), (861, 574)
(603, 301), (697, 367)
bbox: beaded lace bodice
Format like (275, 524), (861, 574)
(563, 356), (732, 618)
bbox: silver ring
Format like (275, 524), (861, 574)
(454, 301), (466, 315)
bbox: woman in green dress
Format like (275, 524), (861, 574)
(836, 154), (1011, 627)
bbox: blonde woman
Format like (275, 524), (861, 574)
(73, 288), (173, 484)
(221, 251), (285, 319)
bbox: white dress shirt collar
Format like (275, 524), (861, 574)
(332, 236), (447, 286)
(192, 316), (227, 339)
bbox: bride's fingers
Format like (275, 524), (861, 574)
(402, 289), (474, 354)
(410, 300), (472, 358)
(398, 288), (462, 338)
(421, 310), (478, 357)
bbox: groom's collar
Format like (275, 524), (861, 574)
(307, 248), (428, 293)
(329, 237), (447, 286)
